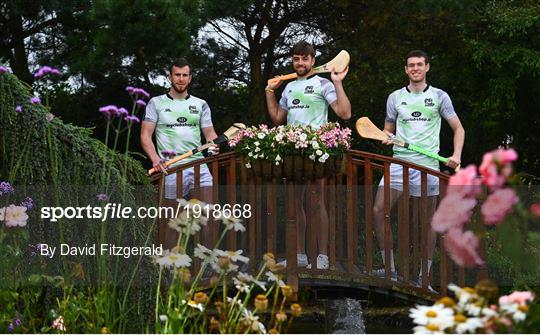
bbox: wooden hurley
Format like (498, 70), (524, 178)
(355, 117), (460, 171)
(148, 123), (246, 175)
(267, 50), (350, 85)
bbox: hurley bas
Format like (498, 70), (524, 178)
(39, 243), (163, 259)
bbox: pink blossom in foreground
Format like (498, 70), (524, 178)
(447, 164), (482, 197)
(499, 291), (535, 305)
(443, 228), (484, 267)
(481, 188), (519, 225)
(530, 203), (540, 217)
(431, 193), (477, 233)
(0, 204), (29, 227)
(479, 148), (517, 188)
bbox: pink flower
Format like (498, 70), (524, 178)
(431, 193), (477, 233)
(448, 164), (482, 197)
(0, 204), (29, 227)
(443, 228), (484, 267)
(481, 188), (519, 225)
(499, 291), (535, 305)
(479, 148), (517, 188)
(530, 203), (540, 217)
(30, 96), (41, 104)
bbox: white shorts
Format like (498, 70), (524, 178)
(164, 164), (213, 199)
(378, 163), (440, 197)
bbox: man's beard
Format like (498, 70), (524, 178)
(295, 66), (311, 76)
(172, 83), (187, 94)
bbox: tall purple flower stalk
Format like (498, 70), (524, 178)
(33, 66), (61, 78)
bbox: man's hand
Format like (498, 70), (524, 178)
(382, 130), (395, 145)
(446, 155), (461, 169)
(207, 143), (220, 156)
(266, 77), (283, 91)
(151, 157), (168, 174)
(331, 66), (349, 83)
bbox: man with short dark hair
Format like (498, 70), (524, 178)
(372, 50), (464, 288)
(265, 41), (351, 269)
(141, 58), (218, 247)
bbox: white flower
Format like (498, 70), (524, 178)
(454, 316), (483, 334)
(217, 249), (250, 264)
(409, 304), (454, 329)
(215, 212), (245, 232)
(248, 152), (253, 157)
(260, 153), (264, 158)
(500, 303), (527, 322)
(253, 154), (259, 159)
(266, 271), (285, 287)
(316, 149), (323, 156)
(254, 141), (260, 146)
(257, 133), (265, 139)
(275, 154), (282, 161)
(154, 251), (192, 269)
(299, 133), (307, 141)
(276, 133), (284, 142)
(0, 205), (29, 227)
(194, 244), (217, 263)
(182, 299), (204, 312)
(159, 314), (168, 322)
(275, 161), (280, 166)
(254, 147), (261, 152)
(311, 141), (320, 149)
(245, 162), (252, 168)
(309, 154), (316, 161)
(233, 277), (251, 293)
(318, 156), (327, 163)
(322, 153), (329, 160)
(241, 309), (266, 333)
(413, 323), (445, 334)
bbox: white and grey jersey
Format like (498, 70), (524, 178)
(385, 85), (457, 169)
(279, 75), (337, 128)
(144, 93), (213, 165)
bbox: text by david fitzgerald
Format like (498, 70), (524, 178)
(39, 243), (163, 259)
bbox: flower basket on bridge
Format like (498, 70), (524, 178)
(229, 123), (350, 181)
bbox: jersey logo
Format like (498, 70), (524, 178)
(304, 86), (314, 94)
(164, 108), (173, 113)
(292, 99), (300, 105)
(401, 101), (408, 105)
(189, 105), (199, 114)
(424, 98), (434, 107)
(411, 111), (422, 117)
(177, 117), (187, 123)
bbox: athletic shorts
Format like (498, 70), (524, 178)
(378, 163), (440, 197)
(164, 164), (213, 199)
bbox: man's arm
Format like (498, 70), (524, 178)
(202, 126), (218, 142)
(446, 116), (465, 169)
(265, 80), (287, 125)
(329, 67), (351, 120)
(140, 121), (166, 172)
(381, 121), (396, 145)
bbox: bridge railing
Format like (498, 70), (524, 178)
(150, 150), (487, 298)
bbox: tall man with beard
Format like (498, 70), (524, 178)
(141, 58), (219, 248)
(265, 41), (351, 269)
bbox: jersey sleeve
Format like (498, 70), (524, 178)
(385, 91), (398, 123)
(143, 98), (158, 123)
(320, 78), (337, 105)
(200, 101), (213, 128)
(437, 90), (457, 120)
(278, 86), (289, 110)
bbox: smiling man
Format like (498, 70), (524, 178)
(372, 50), (465, 288)
(265, 41), (351, 269)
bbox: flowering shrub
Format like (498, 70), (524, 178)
(228, 123), (351, 168)
(431, 148), (538, 268)
(410, 282), (536, 334)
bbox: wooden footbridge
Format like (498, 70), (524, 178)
(151, 150), (487, 300)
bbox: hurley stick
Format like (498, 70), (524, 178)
(148, 123), (246, 175)
(355, 117), (460, 171)
(267, 50), (350, 85)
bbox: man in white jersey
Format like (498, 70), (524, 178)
(265, 41), (351, 269)
(141, 58), (219, 247)
(373, 50), (464, 287)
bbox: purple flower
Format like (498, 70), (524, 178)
(0, 181), (14, 196)
(136, 99), (146, 107)
(0, 66), (9, 74)
(30, 97), (41, 104)
(125, 86), (135, 94)
(34, 65), (61, 78)
(118, 107), (129, 116)
(20, 197), (33, 209)
(99, 105), (119, 118)
(15, 319), (21, 327)
(8, 322), (14, 332)
(96, 193), (110, 201)
(130, 87), (150, 99)
(15, 105), (22, 113)
(124, 115), (140, 123)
